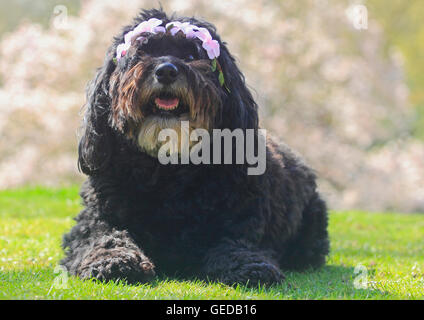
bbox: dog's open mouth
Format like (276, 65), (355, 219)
(155, 97), (179, 111)
(150, 92), (189, 116)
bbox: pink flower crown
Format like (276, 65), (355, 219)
(116, 18), (220, 62)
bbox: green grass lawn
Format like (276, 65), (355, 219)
(0, 187), (423, 300)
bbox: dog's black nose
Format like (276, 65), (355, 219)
(155, 63), (179, 85)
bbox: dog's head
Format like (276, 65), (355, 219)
(78, 9), (258, 174)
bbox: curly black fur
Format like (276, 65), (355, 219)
(61, 8), (329, 287)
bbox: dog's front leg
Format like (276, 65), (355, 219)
(78, 231), (155, 284)
(202, 238), (285, 287)
(62, 220), (155, 284)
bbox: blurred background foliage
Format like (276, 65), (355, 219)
(367, 0), (424, 138)
(0, 0), (422, 212)
(0, 0), (80, 34)
(1, 0), (423, 136)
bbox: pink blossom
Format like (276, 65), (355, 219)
(202, 39), (220, 59)
(133, 18), (163, 34)
(154, 26), (166, 34)
(116, 42), (131, 59)
(118, 18), (164, 60)
(166, 21), (183, 36)
(183, 25), (198, 39)
(124, 30), (136, 44)
(166, 21), (198, 39)
(194, 27), (213, 42)
(166, 21), (187, 36)
(195, 28), (220, 59)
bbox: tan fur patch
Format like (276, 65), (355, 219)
(137, 114), (198, 158)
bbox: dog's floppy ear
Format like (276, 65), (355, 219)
(78, 52), (116, 175)
(218, 44), (259, 130)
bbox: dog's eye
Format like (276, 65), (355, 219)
(185, 54), (195, 62)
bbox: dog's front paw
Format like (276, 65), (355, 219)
(223, 262), (285, 287)
(78, 248), (155, 284)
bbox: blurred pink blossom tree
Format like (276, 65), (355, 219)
(0, 0), (422, 212)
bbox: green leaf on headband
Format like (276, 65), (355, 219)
(211, 59), (217, 72)
(166, 24), (174, 32)
(113, 57), (118, 65)
(218, 70), (225, 87)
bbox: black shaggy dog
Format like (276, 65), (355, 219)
(61, 9), (329, 286)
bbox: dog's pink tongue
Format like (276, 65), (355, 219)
(155, 97), (179, 110)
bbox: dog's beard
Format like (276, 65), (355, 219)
(137, 114), (198, 158)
